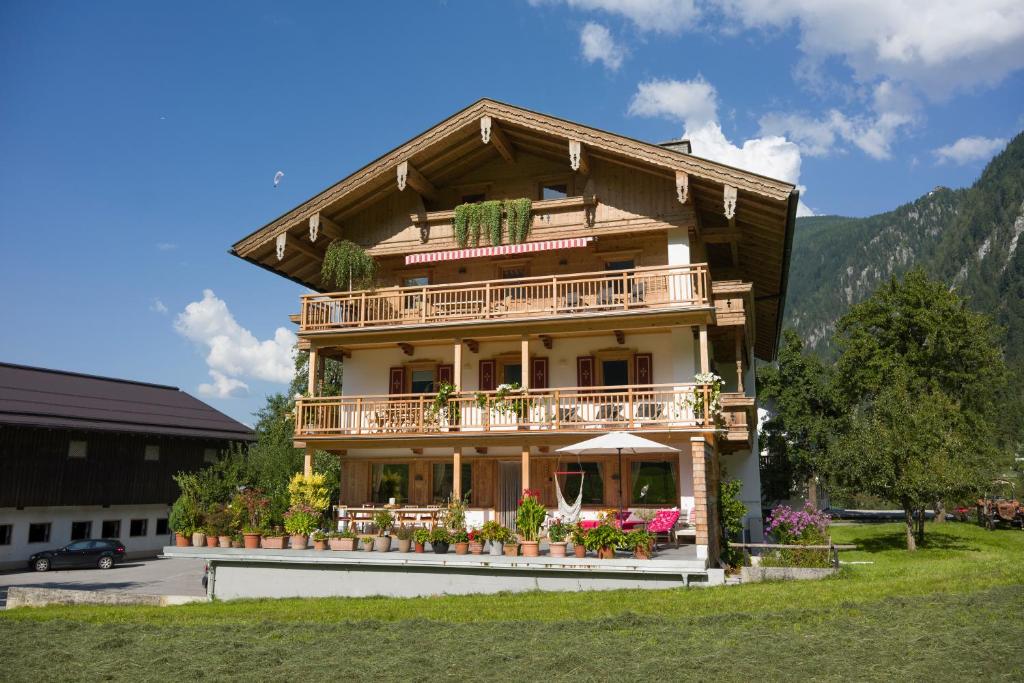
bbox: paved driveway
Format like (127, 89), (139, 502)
(0, 556), (206, 607)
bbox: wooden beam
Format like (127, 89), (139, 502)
(309, 212), (343, 242)
(399, 342), (414, 356)
(308, 348), (319, 396)
(699, 324), (709, 374)
(520, 336), (530, 390)
(453, 339), (463, 388)
(303, 447), (313, 477)
(569, 139), (589, 175)
(521, 446), (530, 492)
(396, 160), (437, 200)
(453, 447), (462, 499)
(702, 227), (743, 243)
(480, 116), (516, 163)
(475, 447), (487, 455)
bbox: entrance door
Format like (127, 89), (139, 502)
(498, 461), (522, 531)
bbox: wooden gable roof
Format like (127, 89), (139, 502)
(231, 98), (798, 359)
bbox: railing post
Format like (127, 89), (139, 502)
(418, 396), (425, 433)
(553, 389), (560, 430)
(622, 272), (629, 310)
(485, 282), (491, 318)
(421, 287), (428, 323)
(551, 276), (557, 314)
(628, 387), (634, 428)
(355, 397), (362, 436)
(358, 292), (366, 327)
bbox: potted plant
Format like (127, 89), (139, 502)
(429, 527), (451, 554)
(169, 495), (199, 547)
(585, 521), (623, 559)
(413, 528), (430, 553)
(329, 530), (358, 551)
(284, 503), (320, 549)
(230, 533), (243, 548)
(426, 382), (461, 431)
(395, 525), (414, 553)
(261, 528), (287, 550)
(516, 489), (546, 557)
(233, 488), (269, 549)
(547, 519), (570, 558)
(204, 525), (219, 548)
(624, 529), (655, 559)
(312, 531), (329, 551)
(476, 382), (527, 427)
(467, 529), (484, 555)
(503, 537), (519, 557)
(570, 523), (588, 558)
(452, 528), (470, 555)
(205, 503), (233, 548)
(479, 520), (507, 556)
(373, 510), (394, 552)
(192, 528), (207, 548)
(359, 534), (375, 551)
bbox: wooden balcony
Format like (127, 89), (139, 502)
(720, 392), (756, 452)
(298, 264), (710, 335)
(295, 383), (715, 442)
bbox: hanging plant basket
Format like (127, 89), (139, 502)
(321, 240), (377, 291)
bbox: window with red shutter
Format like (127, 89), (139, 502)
(479, 360), (496, 391)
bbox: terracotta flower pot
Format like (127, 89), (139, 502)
(398, 539), (413, 553)
(549, 542), (567, 558)
(503, 543), (519, 557)
(633, 546), (651, 560)
(231, 540), (243, 548)
(290, 534), (308, 550)
(313, 539), (328, 551)
(373, 536), (392, 552)
(192, 532), (207, 547)
(243, 533), (261, 549)
(218, 535), (232, 548)
(520, 540), (540, 557)
(262, 536), (286, 549)
(454, 542), (469, 555)
(414, 541), (425, 553)
(329, 537), (356, 551)
(573, 544), (587, 558)
(361, 540), (374, 552)
(205, 535), (219, 548)
(468, 541), (484, 555)
(598, 546), (616, 560)
(175, 533), (191, 547)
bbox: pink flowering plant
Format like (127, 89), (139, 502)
(763, 502), (831, 568)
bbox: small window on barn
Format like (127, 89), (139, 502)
(155, 518), (169, 535)
(203, 448), (218, 464)
(0, 524), (12, 545)
(28, 523), (51, 544)
(540, 182), (568, 200)
(129, 519), (148, 537)
(68, 440), (87, 459)
(144, 445), (160, 462)
(70, 521), (92, 540)
(101, 520), (121, 539)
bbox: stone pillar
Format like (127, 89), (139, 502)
(453, 447), (462, 500)
(690, 436), (714, 562)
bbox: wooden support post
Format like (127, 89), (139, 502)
(308, 348), (319, 396)
(454, 339), (463, 388)
(520, 336), (530, 390)
(698, 325), (709, 374)
(521, 446), (530, 493)
(453, 447), (462, 500)
(734, 328), (743, 392)
(303, 447), (313, 477)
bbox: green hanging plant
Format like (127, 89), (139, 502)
(504, 198), (533, 244)
(481, 200), (503, 245)
(467, 202), (482, 246)
(321, 239), (377, 291)
(453, 203), (471, 248)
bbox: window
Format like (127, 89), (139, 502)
(630, 461), (677, 505)
(500, 265), (528, 301)
(68, 440), (87, 459)
(155, 518), (169, 535)
(461, 193), (485, 204)
(66, 540), (93, 551)
(540, 182), (568, 200)
(144, 444), (160, 462)
(502, 363), (522, 386)
(601, 360), (630, 387)
(432, 463), (473, 503)
(403, 275), (429, 310)
(70, 521), (92, 540)
(130, 519), (148, 537)
(372, 464), (409, 504)
(410, 368), (435, 394)
(0, 524), (11, 545)
(604, 259), (635, 272)
(28, 523), (51, 544)
(558, 462), (605, 505)
(101, 520), (121, 539)
(203, 448), (219, 464)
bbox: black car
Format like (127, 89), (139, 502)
(28, 539), (126, 572)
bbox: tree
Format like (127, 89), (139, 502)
(757, 330), (844, 505)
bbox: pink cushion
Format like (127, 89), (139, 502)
(647, 509), (680, 533)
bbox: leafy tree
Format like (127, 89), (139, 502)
(757, 330), (844, 505)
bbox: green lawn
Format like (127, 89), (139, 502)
(2, 522), (1022, 681)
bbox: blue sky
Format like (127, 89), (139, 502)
(2, 1), (1022, 423)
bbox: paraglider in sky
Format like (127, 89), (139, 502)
(273, 171), (284, 188)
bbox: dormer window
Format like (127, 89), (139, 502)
(540, 182), (568, 200)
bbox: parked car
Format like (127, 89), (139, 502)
(28, 539), (126, 572)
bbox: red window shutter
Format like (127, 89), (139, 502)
(576, 356), (595, 388)
(479, 360), (496, 391)
(388, 367), (405, 395)
(634, 353), (653, 385)
(530, 357), (549, 389)
(438, 364), (454, 387)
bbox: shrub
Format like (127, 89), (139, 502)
(516, 489), (546, 542)
(623, 529), (654, 552)
(288, 472), (331, 511)
(394, 525), (414, 541)
(547, 518), (571, 543)
(373, 509), (394, 536)
(283, 503), (320, 536)
(413, 528), (431, 544)
(584, 521), (623, 551)
(762, 502), (832, 568)
(429, 527), (452, 544)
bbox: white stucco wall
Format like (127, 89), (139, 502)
(0, 504), (173, 569)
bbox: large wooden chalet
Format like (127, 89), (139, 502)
(232, 99), (797, 560)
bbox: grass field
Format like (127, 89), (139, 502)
(2, 522), (1022, 681)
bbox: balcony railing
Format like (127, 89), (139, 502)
(295, 383), (714, 438)
(299, 263), (710, 333)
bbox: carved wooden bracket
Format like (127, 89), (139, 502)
(275, 233), (287, 261)
(396, 161), (408, 191)
(475, 447), (487, 455)
(480, 116), (491, 143)
(724, 185), (737, 220)
(398, 342), (414, 356)
(614, 330), (625, 345)
(539, 335), (553, 350)
(569, 139), (589, 174)
(676, 170), (689, 204)
(411, 448), (423, 455)
(465, 339), (479, 353)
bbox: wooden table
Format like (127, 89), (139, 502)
(338, 506), (443, 532)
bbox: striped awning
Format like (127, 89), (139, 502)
(404, 237), (593, 265)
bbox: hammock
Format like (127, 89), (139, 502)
(554, 472), (585, 523)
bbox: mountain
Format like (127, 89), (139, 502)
(785, 131), (1024, 369)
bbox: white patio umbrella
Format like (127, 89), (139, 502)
(557, 432), (679, 519)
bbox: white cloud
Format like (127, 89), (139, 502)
(628, 77), (718, 128)
(627, 77), (813, 214)
(150, 298), (168, 314)
(533, 0), (700, 32)
(580, 22), (626, 70)
(175, 290), (296, 397)
(933, 136), (1008, 165)
(198, 370), (250, 399)
(156, 242), (177, 251)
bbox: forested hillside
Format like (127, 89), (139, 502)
(786, 132), (1024, 368)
